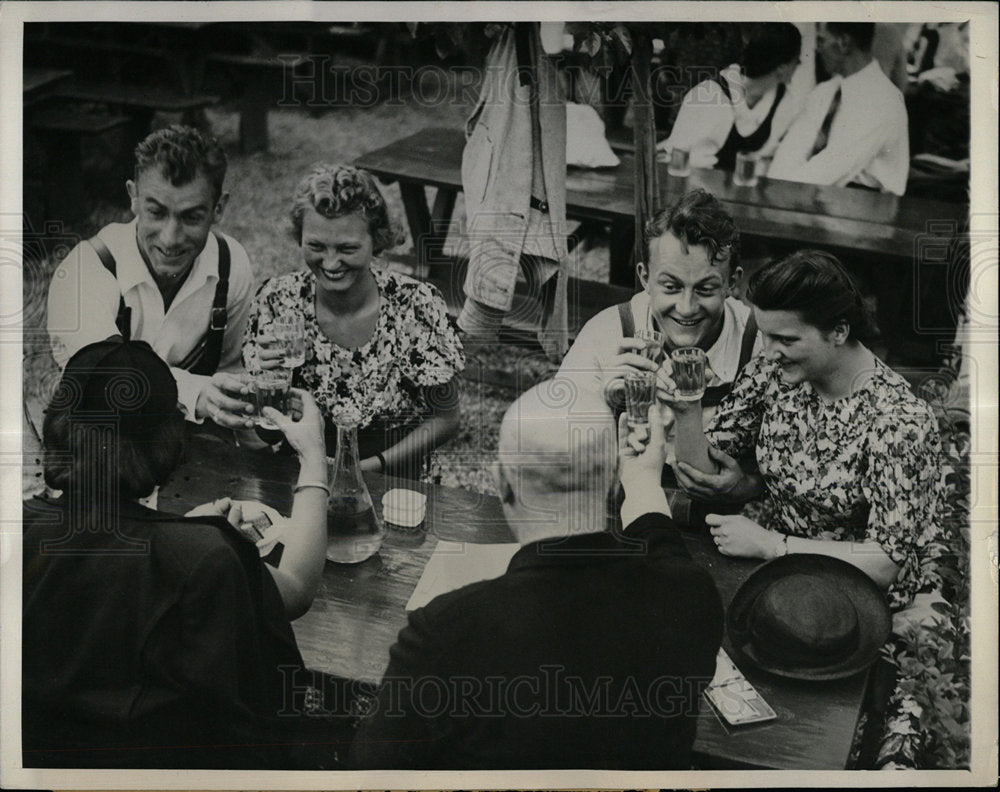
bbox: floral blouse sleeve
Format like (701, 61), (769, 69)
(862, 399), (943, 610)
(705, 353), (775, 461)
(242, 279), (280, 374)
(401, 281), (465, 388)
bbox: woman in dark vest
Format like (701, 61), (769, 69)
(657, 23), (803, 171)
(22, 340), (344, 768)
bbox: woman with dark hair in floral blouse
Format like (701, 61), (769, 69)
(659, 250), (942, 609)
(243, 164), (464, 476)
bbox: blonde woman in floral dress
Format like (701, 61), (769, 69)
(243, 164), (464, 477)
(661, 250), (942, 610)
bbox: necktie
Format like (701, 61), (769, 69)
(810, 85), (842, 157)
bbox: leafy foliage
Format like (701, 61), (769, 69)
(876, 348), (972, 770)
(564, 22), (635, 70)
(405, 22), (504, 62)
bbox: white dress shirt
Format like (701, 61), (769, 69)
(767, 59), (909, 195)
(657, 65), (803, 167)
(557, 293), (762, 465)
(47, 220), (255, 421)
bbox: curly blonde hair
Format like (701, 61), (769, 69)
(289, 163), (404, 254)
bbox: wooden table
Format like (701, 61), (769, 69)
(162, 428), (872, 770)
(355, 126), (967, 287)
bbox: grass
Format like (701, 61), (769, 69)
(21, 72), (602, 497)
(20, 79), (972, 769)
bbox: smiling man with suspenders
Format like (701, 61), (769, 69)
(558, 190), (763, 525)
(48, 126), (257, 429)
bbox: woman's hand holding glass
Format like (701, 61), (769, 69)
(261, 388), (329, 620)
(262, 388), (325, 465)
(255, 333), (288, 371)
(257, 316), (306, 372)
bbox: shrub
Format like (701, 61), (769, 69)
(876, 354), (971, 770)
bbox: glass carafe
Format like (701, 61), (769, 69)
(325, 423), (384, 563)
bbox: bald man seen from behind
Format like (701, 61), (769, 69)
(350, 382), (723, 770)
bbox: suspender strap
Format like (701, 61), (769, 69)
(90, 231), (231, 374)
(89, 235), (131, 341)
(701, 311), (759, 407)
(181, 234), (230, 375)
(617, 301), (635, 338)
(714, 73), (733, 101)
(737, 310), (758, 372)
(701, 384), (730, 407)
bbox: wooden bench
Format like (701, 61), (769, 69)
(383, 251), (633, 347)
(28, 106), (130, 223)
(25, 24), (213, 98)
(26, 32), (171, 66)
(55, 81), (219, 113)
(29, 23), (219, 145)
(23, 68), (74, 107)
(54, 80), (219, 152)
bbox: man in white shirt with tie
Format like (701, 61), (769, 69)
(768, 22), (909, 195)
(47, 125), (257, 428)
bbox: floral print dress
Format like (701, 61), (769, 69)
(243, 267), (464, 453)
(706, 354), (943, 610)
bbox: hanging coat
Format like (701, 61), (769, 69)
(461, 22), (569, 358)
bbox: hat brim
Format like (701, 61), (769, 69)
(727, 554), (892, 682)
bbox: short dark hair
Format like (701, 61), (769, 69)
(743, 23), (802, 79)
(134, 125), (228, 203)
(826, 22), (876, 53)
(42, 339), (187, 501)
(43, 409), (186, 501)
(289, 163), (404, 254)
(645, 189), (740, 271)
(747, 250), (877, 342)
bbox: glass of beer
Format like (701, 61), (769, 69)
(670, 347), (707, 401)
(635, 327), (665, 363)
(668, 147), (691, 177)
(251, 369), (292, 431)
(733, 151), (759, 188)
(624, 371), (656, 428)
(272, 315), (306, 368)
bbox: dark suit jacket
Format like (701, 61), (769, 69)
(350, 512), (723, 769)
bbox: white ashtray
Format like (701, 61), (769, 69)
(382, 488), (427, 528)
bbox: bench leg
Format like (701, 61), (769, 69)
(609, 217), (636, 287)
(425, 188), (457, 280)
(240, 66), (271, 154)
(35, 130), (85, 225)
(399, 181), (432, 257)
(119, 107), (156, 173)
(128, 107), (155, 143)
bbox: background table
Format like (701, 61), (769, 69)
(163, 428), (874, 769)
(355, 126), (967, 285)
